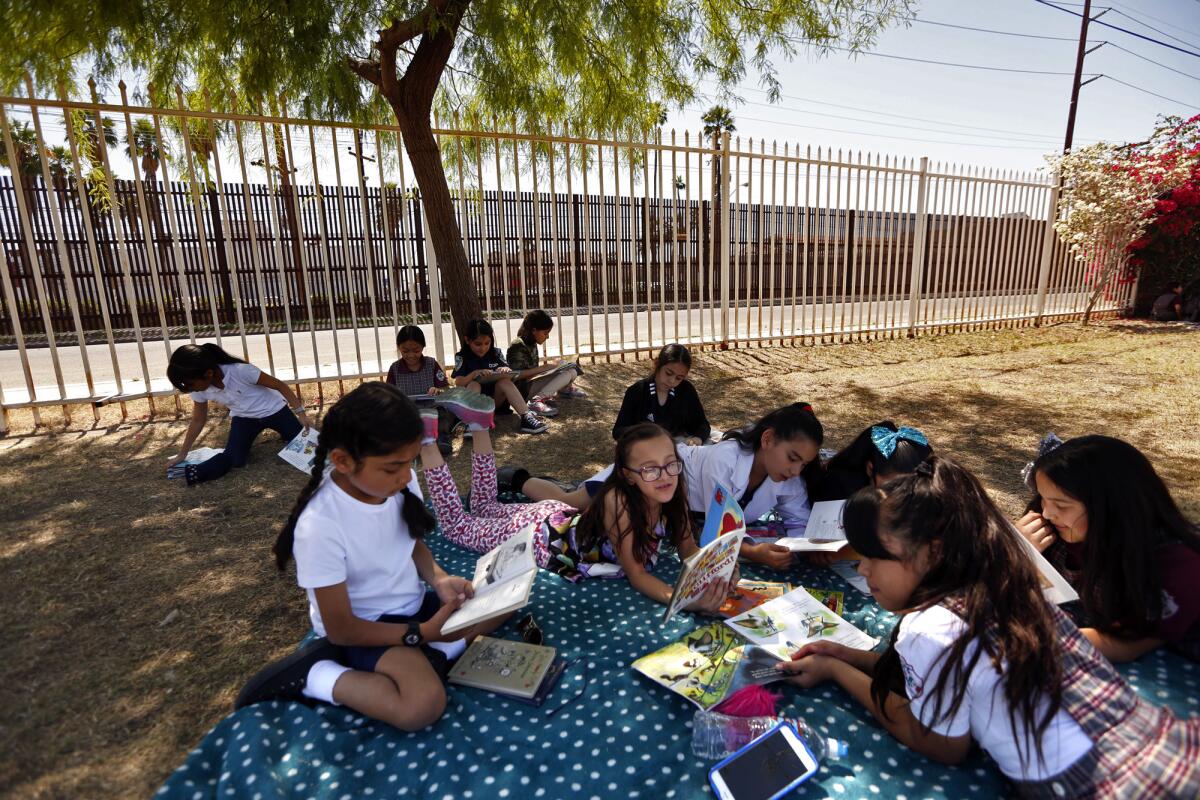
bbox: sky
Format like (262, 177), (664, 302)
(663, 0), (1200, 172)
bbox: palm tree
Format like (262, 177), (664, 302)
(0, 120), (41, 178)
(701, 105), (736, 139)
(126, 118), (168, 241)
(701, 106), (736, 282)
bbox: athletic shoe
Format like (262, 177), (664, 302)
(496, 465), (532, 494)
(519, 412), (549, 434)
(234, 637), (345, 709)
(529, 399), (559, 417)
(436, 387), (495, 430)
(557, 386), (588, 400)
(419, 406), (440, 444)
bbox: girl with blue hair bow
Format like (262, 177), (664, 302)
(809, 421), (933, 565)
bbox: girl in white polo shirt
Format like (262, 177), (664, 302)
(166, 343), (314, 485)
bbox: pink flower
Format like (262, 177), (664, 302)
(1155, 199), (1179, 215)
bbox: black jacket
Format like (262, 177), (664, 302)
(612, 377), (711, 441)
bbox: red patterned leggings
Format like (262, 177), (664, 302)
(423, 452), (574, 568)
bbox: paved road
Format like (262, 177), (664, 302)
(1, 290), (1097, 407)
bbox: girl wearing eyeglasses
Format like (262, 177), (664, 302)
(421, 416), (731, 613)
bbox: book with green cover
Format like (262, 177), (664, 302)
(447, 636), (558, 699)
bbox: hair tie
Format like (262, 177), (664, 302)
(795, 402), (814, 414)
(1020, 432), (1064, 490)
(870, 425), (929, 458)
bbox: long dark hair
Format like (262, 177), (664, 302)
(844, 456), (1063, 766)
(722, 402), (824, 493)
(273, 382), (435, 571)
(652, 343), (692, 377)
(459, 318), (495, 351)
(396, 325), (426, 348)
(575, 423), (692, 564)
(1030, 435), (1200, 637)
(824, 421), (933, 480)
(166, 343), (246, 391)
(516, 309), (553, 347)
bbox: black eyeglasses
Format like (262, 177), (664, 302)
(517, 613), (544, 645)
(624, 460), (684, 482)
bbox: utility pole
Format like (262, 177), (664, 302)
(1063, 0), (1107, 152)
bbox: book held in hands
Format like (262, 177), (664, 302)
(441, 525), (540, 636)
(663, 483), (747, 624)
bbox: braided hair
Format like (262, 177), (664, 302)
(273, 382), (435, 571)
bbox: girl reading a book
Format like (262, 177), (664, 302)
(423, 412), (731, 611)
(386, 325), (454, 455)
(452, 318), (548, 435)
(779, 457), (1200, 797)
(808, 421), (934, 565)
(521, 402), (824, 572)
(234, 382), (501, 729)
(505, 309), (586, 418)
(165, 343), (314, 485)
(1017, 435), (1200, 663)
(612, 344), (711, 445)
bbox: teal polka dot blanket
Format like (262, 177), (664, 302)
(159, 510), (1199, 799)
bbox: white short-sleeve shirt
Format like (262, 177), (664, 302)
(896, 605), (1092, 781)
(189, 363), (287, 419)
(292, 475), (426, 637)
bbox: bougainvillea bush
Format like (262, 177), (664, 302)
(1126, 160), (1200, 314)
(1049, 114), (1200, 322)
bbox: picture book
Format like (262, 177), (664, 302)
(724, 587), (876, 653)
(698, 481), (747, 547)
(442, 524), (539, 635)
(663, 483), (747, 624)
(829, 561), (871, 595)
(448, 636), (558, 699)
(804, 587), (845, 617)
(777, 500), (847, 552)
(717, 586), (770, 618)
(166, 447), (224, 479)
(1010, 522), (1080, 604)
(278, 428), (320, 474)
(632, 623), (790, 710)
(736, 580), (793, 599)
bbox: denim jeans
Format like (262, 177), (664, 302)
(191, 406), (302, 483)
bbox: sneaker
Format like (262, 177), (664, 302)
(436, 387), (495, 430)
(451, 420), (468, 438)
(419, 406), (440, 444)
(497, 465), (532, 494)
(234, 637), (345, 709)
(436, 433), (453, 457)
(557, 386), (588, 400)
(519, 412), (549, 434)
(529, 399), (559, 417)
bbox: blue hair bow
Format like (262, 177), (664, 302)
(870, 425), (929, 458)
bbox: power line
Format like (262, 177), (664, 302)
(1104, 41), (1200, 82)
(1105, 7), (1200, 50)
(821, 43), (1095, 74)
(1032, 0), (1200, 58)
(1099, 75), (1200, 110)
(1107, 2), (1200, 38)
(911, 17), (1086, 42)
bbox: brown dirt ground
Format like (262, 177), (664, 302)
(2, 320), (1198, 799)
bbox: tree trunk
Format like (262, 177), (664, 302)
(391, 108), (480, 344)
(274, 127), (307, 308)
(207, 186), (235, 319)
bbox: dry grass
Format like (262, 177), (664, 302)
(2, 320), (1198, 799)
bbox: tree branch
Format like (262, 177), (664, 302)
(346, 57), (383, 88)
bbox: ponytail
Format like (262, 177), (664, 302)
(273, 382), (429, 571)
(167, 343), (246, 391)
(516, 309), (553, 347)
(723, 402), (825, 494)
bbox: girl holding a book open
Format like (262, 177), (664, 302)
(778, 457), (1200, 797)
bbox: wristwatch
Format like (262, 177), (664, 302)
(402, 622), (423, 647)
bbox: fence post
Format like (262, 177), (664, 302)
(421, 201), (447, 367)
(907, 156), (930, 337)
(718, 132), (732, 347)
(1033, 174), (1061, 326)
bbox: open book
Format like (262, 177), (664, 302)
(663, 482), (747, 624)
(1010, 523), (1079, 604)
(724, 587), (876, 653)
(777, 500), (847, 553)
(278, 428), (321, 474)
(633, 622), (790, 710)
(441, 525), (539, 636)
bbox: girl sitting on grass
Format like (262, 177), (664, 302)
(385, 325), (453, 455)
(781, 457), (1200, 797)
(1017, 435), (1200, 663)
(422, 409), (732, 610)
(505, 309), (586, 418)
(234, 382), (500, 729)
(612, 343), (711, 445)
(519, 402), (825, 572)
(165, 343), (314, 485)
(451, 318), (548, 435)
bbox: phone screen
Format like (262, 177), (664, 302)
(711, 726), (816, 800)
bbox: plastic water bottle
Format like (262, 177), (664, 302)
(691, 710), (848, 762)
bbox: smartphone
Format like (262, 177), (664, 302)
(708, 721), (819, 800)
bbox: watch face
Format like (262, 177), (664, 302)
(404, 630), (420, 646)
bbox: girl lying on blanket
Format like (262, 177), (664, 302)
(807, 421), (934, 566)
(520, 402), (825, 572)
(1016, 435), (1200, 663)
(422, 409), (734, 611)
(234, 383), (502, 730)
(778, 457), (1200, 798)
(166, 343), (315, 485)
